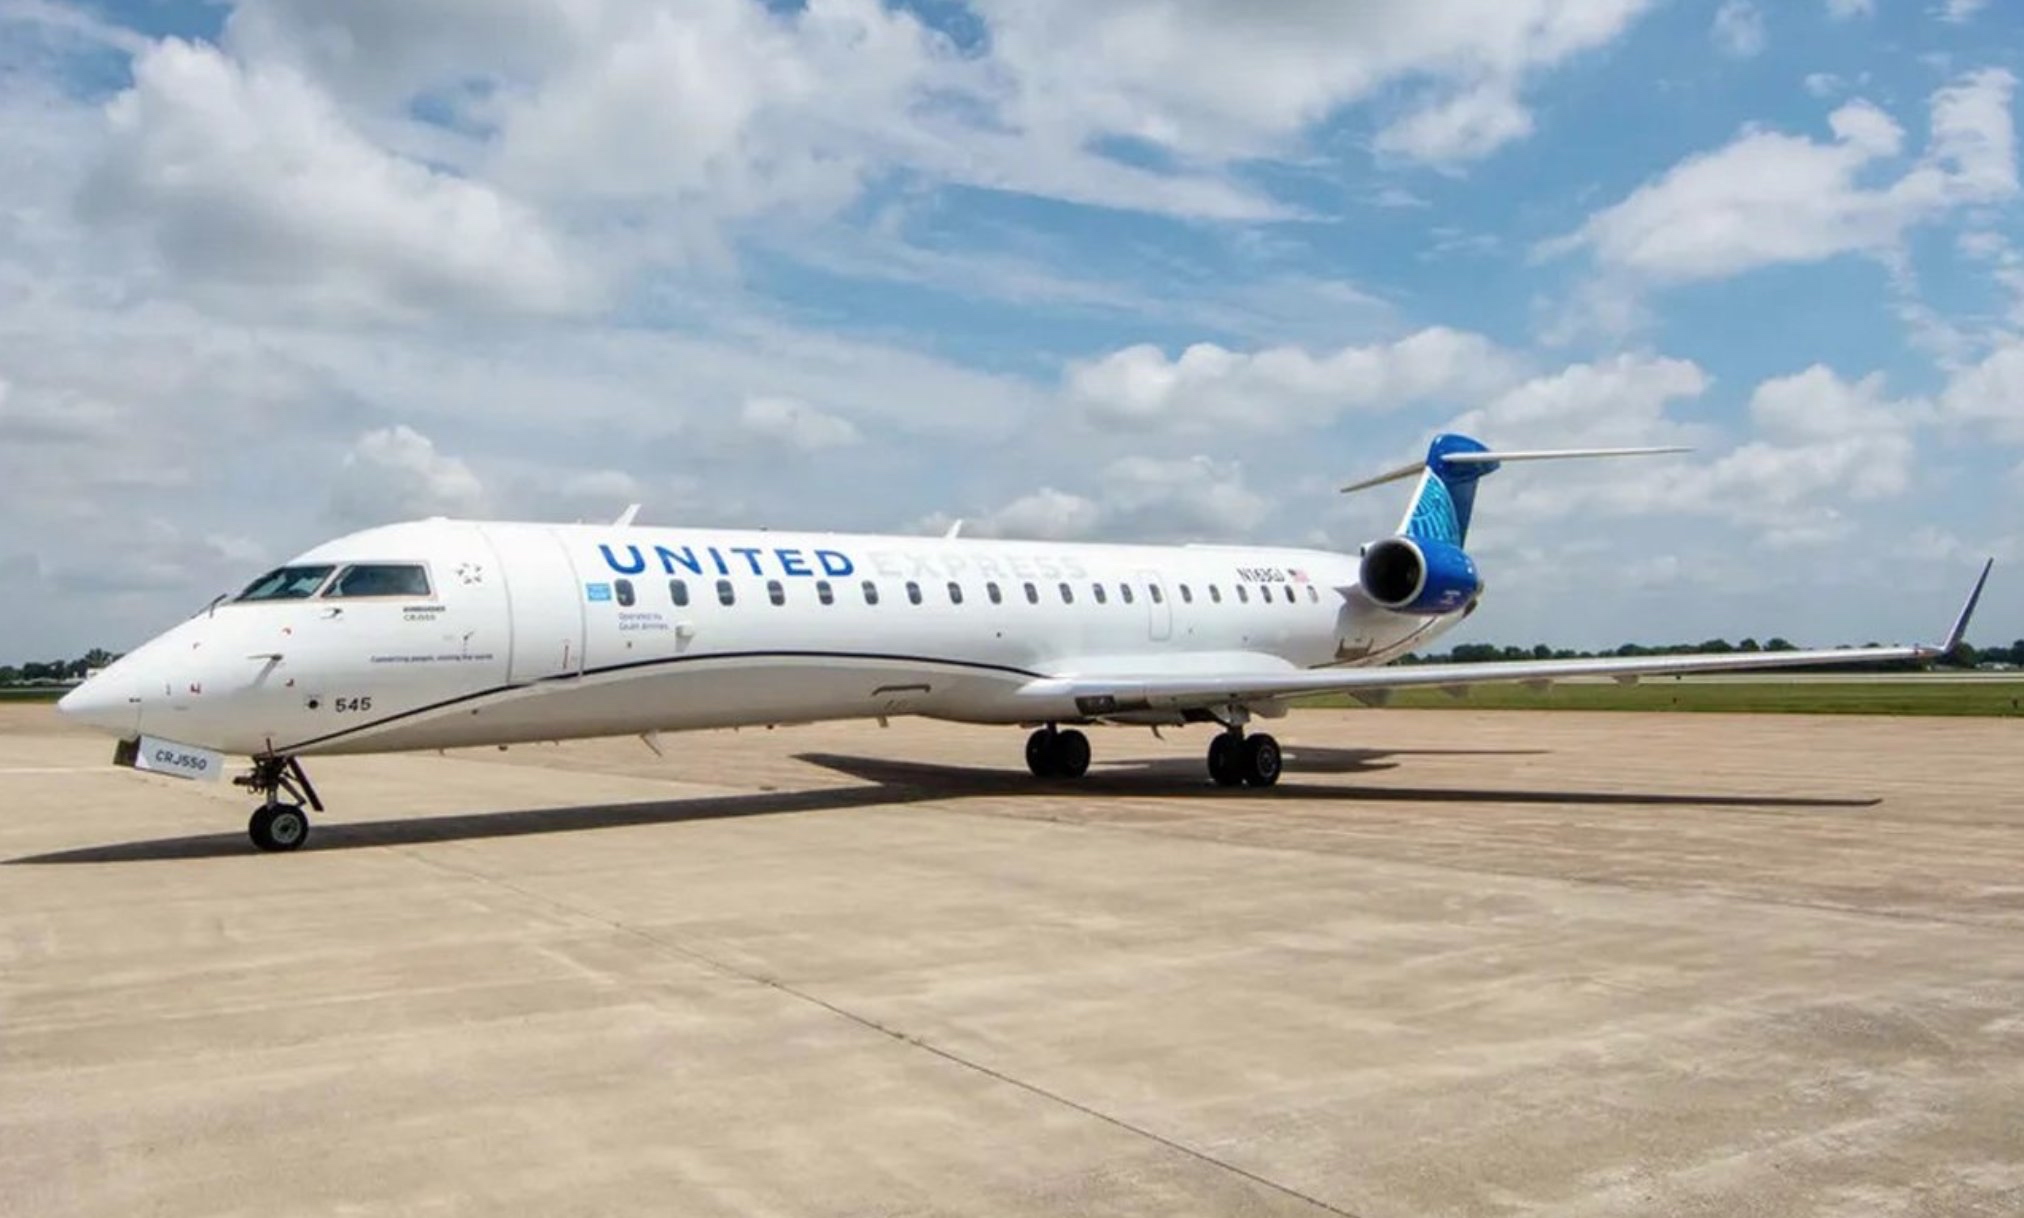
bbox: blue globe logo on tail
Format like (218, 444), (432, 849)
(1404, 434), (1500, 548)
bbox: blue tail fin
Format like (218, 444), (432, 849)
(1400, 434), (1500, 547)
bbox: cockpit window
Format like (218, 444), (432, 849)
(235, 565), (336, 602)
(324, 563), (432, 599)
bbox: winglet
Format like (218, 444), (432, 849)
(944, 519), (964, 540)
(1937, 558), (1995, 656)
(613, 504), (642, 528)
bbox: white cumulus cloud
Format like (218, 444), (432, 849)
(1941, 341), (2024, 441)
(970, 455), (1271, 543)
(975, 487), (1104, 542)
(1547, 69), (2018, 283)
(1069, 328), (1522, 434)
(330, 426), (488, 525)
(1711, 1), (1767, 58)
(739, 395), (862, 452)
(975, 0), (1658, 168)
(1375, 81), (1534, 166)
(84, 38), (594, 318)
(1453, 354), (1712, 447)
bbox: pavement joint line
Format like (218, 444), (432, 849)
(393, 845), (1369, 1218)
(906, 793), (2024, 937)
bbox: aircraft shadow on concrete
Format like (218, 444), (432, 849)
(7, 745), (1878, 865)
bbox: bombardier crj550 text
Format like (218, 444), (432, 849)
(60, 435), (1992, 852)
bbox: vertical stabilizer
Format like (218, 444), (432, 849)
(1399, 434), (1499, 547)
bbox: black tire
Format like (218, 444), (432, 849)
(1026, 728), (1056, 778)
(1207, 733), (1245, 787)
(1242, 734), (1282, 788)
(249, 804), (310, 853)
(1053, 730), (1091, 779)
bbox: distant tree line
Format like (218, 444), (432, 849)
(1403, 638), (2024, 673)
(1, 649), (120, 684)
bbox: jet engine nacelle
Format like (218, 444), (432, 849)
(1359, 536), (1481, 615)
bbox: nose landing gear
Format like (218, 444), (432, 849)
(234, 756), (323, 853)
(249, 803), (310, 852)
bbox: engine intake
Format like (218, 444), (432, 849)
(1359, 536), (1481, 615)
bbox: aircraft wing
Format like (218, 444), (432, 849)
(1025, 560), (1993, 713)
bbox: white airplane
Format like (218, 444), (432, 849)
(59, 434), (1991, 853)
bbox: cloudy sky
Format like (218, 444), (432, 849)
(1, 0), (2020, 657)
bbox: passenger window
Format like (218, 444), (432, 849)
(1024, 582), (1039, 604)
(1059, 582), (1074, 604)
(1209, 585), (1223, 604)
(717, 579), (735, 606)
(1121, 584), (1136, 605)
(236, 565), (335, 602)
(1307, 585), (1319, 603)
(670, 579), (689, 607)
(817, 580), (834, 605)
(1093, 583), (1108, 604)
(324, 563), (431, 599)
(1236, 585), (1249, 604)
(906, 581), (923, 605)
(615, 579), (636, 607)
(862, 580), (880, 605)
(1179, 584), (1193, 604)
(1150, 585), (1164, 604)
(948, 581), (964, 605)
(987, 582), (1003, 604)
(767, 580), (785, 606)
(1282, 585), (1295, 604)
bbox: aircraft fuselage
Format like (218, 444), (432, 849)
(60, 520), (1453, 758)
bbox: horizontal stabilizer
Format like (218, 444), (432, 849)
(1441, 445), (1689, 465)
(1342, 444), (1688, 494)
(1339, 460), (1429, 495)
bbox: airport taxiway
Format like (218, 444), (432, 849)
(4, 704), (2023, 1217)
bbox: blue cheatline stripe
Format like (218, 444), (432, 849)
(271, 650), (1052, 754)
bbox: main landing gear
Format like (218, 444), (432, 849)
(1207, 728), (1281, 788)
(233, 756), (324, 853)
(1026, 726), (1092, 779)
(1022, 723), (1282, 787)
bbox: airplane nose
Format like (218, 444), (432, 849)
(57, 668), (141, 737)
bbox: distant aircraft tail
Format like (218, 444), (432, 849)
(1341, 434), (1688, 548)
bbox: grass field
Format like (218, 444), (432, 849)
(1304, 680), (2024, 717)
(0, 688), (63, 702)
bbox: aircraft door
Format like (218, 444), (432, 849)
(487, 526), (585, 683)
(1138, 569), (1173, 642)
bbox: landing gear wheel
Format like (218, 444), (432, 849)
(235, 756), (323, 854)
(1207, 733), (1245, 787)
(249, 804), (310, 853)
(1241, 734), (1282, 788)
(1026, 727), (1093, 779)
(1026, 728), (1055, 777)
(1053, 729), (1091, 779)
